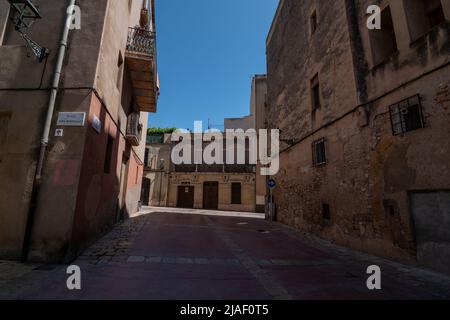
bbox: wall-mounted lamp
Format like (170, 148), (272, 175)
(8, 0), (49, 62)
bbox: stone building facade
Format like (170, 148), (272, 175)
(0, 0), (158, 262)
(167, 169), (256, 212)
(141, 133), (171, 207)
(266, 0), (450, 274)
(142, 133), (257, 212)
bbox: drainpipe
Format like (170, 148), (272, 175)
(21, 0), (77, 262)
(147, 0), (152, 31)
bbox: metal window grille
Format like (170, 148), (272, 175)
(389, 94), (424, 136)
(312, 138), (327, 166)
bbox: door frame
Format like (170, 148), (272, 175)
(177, 185), (195, 208)
(408, 189), (450, 253)
(203, 181), (219, 210)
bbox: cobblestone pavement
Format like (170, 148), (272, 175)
(1, 208), (450, 300)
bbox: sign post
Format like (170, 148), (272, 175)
(267, 178), (276, 221)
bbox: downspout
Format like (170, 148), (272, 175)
(147, 0), (152, 31)
(21, 0), (77, 262)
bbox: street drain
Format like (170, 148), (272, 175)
(257, 229), (270, 234)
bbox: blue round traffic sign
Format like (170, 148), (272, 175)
(268, 179), (276, 189)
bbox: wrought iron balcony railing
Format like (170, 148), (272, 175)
(126, 27), (156, 57)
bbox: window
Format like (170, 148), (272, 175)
(144, 148), (149, 167)
(311, 74), (321, 111)
(231, 182), (242, 205)
(389, 95), (425, 135)
(312, 138), (327, 166)
(427, 2), (445, 28)
(405, 0), (446, 41)
(383, 199), (399, 217)
(310, 10), (318, 35)
(0, 113), (11, 156)
(322, 203), (331, 220)
(104, 135), (114, 174)
(369, 6), (398, 66)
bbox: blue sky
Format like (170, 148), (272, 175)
(150, 0), (279, 131)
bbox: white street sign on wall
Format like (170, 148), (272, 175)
(57, 112), (86, 127)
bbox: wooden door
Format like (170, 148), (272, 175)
(410, 191), (450, 275)
(203, 182), (219, 210)
(177, 186), (195, 208)
(141, 178), (151, 206)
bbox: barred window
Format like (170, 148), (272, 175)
(389, 95), (424, 136)
(312, 138), (327, 166)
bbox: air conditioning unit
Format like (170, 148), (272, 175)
(126, 112), (142, 146)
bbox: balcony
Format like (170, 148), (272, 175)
(125, 27), (158, 113)
(125, 113), (143, 146)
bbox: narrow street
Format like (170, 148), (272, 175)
(1, 208), (449, 300)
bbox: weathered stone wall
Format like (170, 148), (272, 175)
(357, 0), (450, 267)
(266, 0), (363, 250)
(143, 140), (172, 206)
(266, 0), (450, 267)
(266, 0), (359, 140)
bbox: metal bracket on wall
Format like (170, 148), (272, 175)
(19, 30), (49, 62)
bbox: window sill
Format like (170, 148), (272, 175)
(370, 51), (400, 72)
(392, 127), (425, 137)
(409, 20), (449, 48)
(312, 106), (321, 113)
(313, 162), (327, 167)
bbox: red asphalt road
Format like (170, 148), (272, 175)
(1, 211), (449, 300)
